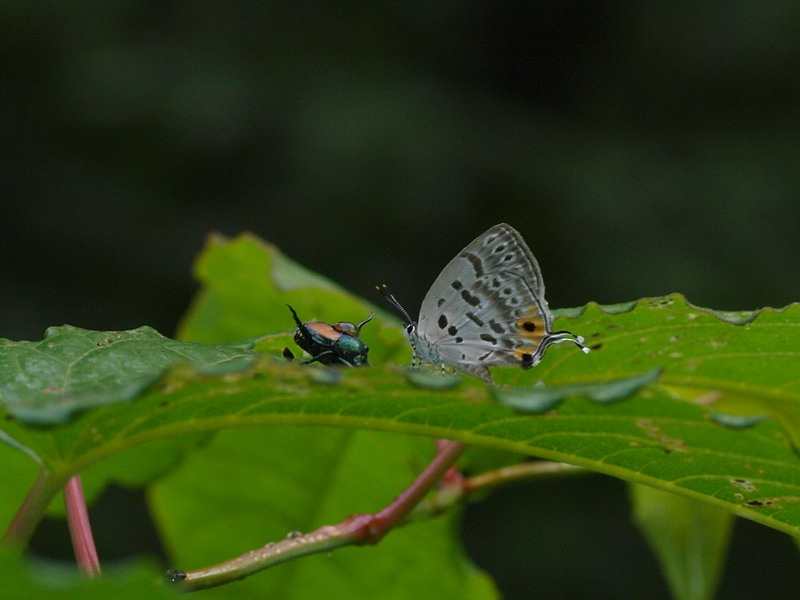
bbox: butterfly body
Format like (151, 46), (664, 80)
(380, 223), (587, 382)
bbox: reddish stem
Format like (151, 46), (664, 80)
(64, 475), (101, 577)
(339, 440), (467, 543)
(178, 439), (468, 590)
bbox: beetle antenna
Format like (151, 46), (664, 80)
(286, 304), (303, 329)
(355, 313), (374, 333)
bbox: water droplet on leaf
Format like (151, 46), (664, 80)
(405, 371), (462, 390)
(710, 412), (767, 430)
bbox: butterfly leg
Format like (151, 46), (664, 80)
(468, 365), (493, 384)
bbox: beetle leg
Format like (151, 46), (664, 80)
(301, 351), (335, 365)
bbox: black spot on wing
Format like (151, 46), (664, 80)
(437, 298), (445, 307)
(465, 312), (484, 327)
(461, 290), (481, 306)
(461, 251), (484, 277)
(451, 280), (463, 290)
(479, 333), (497, 344)
(448, 325), (458, 336)
(438, 314), (448, 329)
(489, 320), (504, 333)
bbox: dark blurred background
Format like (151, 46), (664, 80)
(3, 2), (800, 598)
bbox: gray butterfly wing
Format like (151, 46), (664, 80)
(416, 223), (555, 380)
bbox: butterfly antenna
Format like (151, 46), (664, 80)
(548, 330), (590, 354)
(375, 284), (415, 324)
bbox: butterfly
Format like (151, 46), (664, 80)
(378, 223), (588, 383)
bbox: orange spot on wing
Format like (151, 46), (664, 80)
(513, 346), (537, 368)
(515, 308), (546, 343)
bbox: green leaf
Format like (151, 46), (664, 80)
(149, 428), (497, 599)
(520, 296), (800, 448)
(0, 550), (178, 600)
(0, 325), (256, 426)
(4, 362), (799, 537)
(46, 435), (210, 518)
(630, 484), (733, 600)
(0, 445), (41, 532)
(492, 368), (663, 413)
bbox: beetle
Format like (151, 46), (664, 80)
(287, 304), (373, 367)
